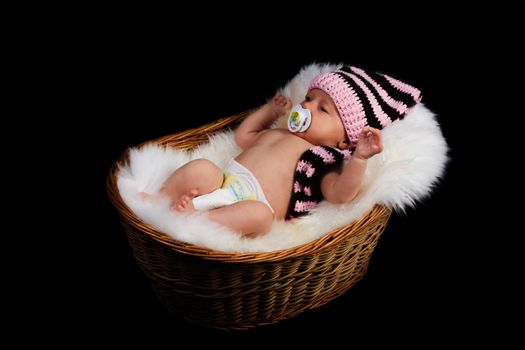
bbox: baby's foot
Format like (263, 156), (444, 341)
(171, 189), (198, 214)
(270, 92), (292, 118)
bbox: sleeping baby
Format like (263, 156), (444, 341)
(157, 65), (422, 236)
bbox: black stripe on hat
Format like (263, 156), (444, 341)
(339, 66), (353, 75)
(365, 70), (419, 118)
(335, 72), (382, 130)
(349, 68), (403, 123)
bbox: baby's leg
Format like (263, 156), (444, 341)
(159, 159), (223, 212)
(207, 201), (274, 236)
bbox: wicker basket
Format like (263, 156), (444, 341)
(107, 112), (391, 330)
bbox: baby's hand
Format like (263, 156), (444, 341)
(353, 127), (383, 160)
(270, 92), (292, 118)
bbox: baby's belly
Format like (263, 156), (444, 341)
(236, 150), (308, 220)
(235, 131), (312, 219)
(257, 174), (293, 220)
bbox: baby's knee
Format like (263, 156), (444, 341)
(187, 159), (222, 181)
(189, 158), (218, 171)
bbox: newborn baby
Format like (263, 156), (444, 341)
(158, 65), (422, 236)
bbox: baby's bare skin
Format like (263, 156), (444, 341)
(159, 90), (383, 236)
(235, 128), (311, 220)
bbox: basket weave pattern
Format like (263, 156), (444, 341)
(108, 112), (391, 330)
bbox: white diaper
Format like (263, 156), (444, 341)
(192, 160), (274, 213)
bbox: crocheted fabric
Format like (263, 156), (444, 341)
(286, 146), (350, 220)
(309, 65), (422, 149)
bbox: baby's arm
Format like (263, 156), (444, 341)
(321, 127), (383, 204)
(235, 93), (292, 149)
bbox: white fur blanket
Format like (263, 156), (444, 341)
(117, 63), (449, 252)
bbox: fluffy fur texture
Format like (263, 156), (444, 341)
(117, 63), (449, 252)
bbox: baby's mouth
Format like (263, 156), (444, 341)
(287, 104), (312, 133)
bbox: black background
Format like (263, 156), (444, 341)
(29, 4), (521, 345)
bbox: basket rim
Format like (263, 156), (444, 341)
(107, 113), (391, 263)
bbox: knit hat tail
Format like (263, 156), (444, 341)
(309, 65), (422, 148)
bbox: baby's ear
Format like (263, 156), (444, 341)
(337, 138), (351, 150)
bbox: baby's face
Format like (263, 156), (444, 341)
(298, 89), (347, 148)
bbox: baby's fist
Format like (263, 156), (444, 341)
(354, 127), (383, 160)
(270, 93), (292, 117)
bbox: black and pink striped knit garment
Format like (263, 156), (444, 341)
(286, 146), (349, 220)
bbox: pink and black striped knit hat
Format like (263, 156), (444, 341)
(309, 65), (422, 148)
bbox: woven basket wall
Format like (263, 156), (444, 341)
(107, 112), (391, 330)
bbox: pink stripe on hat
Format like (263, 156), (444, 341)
(383, 75), (422, 102)
(346, 72), (392, 128)
(350, 66), (411, 114)
(309, 72), (366, 146)
(308, 65), (422, 149)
